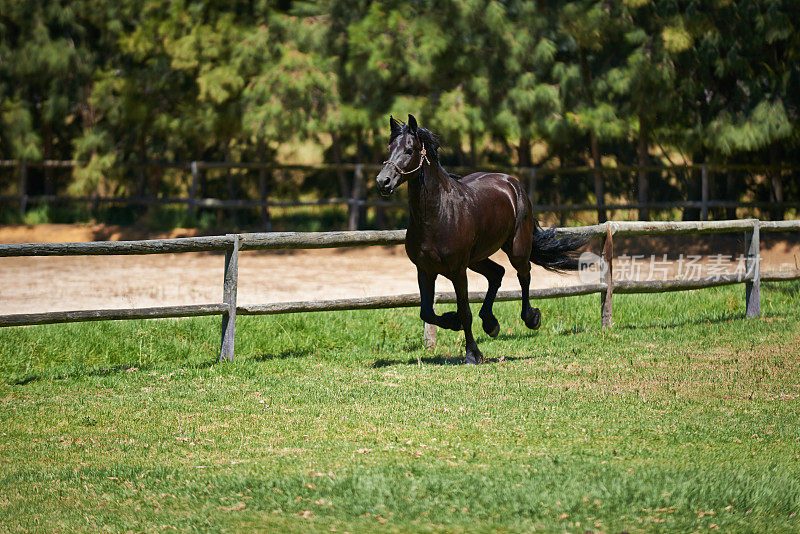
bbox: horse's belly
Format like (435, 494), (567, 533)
(468, 238), (507, 264)
(467, 210), (516, 263)
(406, 241), (470, 275)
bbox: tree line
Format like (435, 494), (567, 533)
(1, 0), (798, 221)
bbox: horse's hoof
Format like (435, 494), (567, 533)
(481, 314), (500, 337)
(440, 311), (462, 331)
(524, 308), (541, 330)
(464, 349), (483, 365)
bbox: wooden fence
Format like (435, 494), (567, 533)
(1, 160), (797, 228)
(1, 219), (799, 361)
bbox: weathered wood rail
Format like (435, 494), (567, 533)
(1, 219), (799, 361)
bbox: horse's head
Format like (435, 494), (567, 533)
(376, 114), (428, 197)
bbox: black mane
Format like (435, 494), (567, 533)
(391, 121), (460, 179)
(415, 127), (440, 163)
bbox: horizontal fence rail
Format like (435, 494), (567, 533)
(1, 219), (800, 361)
(0, 231), (406, 257)
(0, 304), (228, 328)
(2, 160), (798, 228)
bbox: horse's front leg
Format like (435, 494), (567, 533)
(448, 269), (483, 365)
(418, 269), (461, 331)
(469, 258), (504, 337)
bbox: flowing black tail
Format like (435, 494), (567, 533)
(530, 221), (590, 272)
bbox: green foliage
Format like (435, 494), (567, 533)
(0, 0), (798, 209)
(70, 129), (120, 195)
(711, 100), (793, 155)
(22, 204), (51, 225)
(1, 100), (42, 161)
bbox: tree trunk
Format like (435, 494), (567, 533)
(558, 153), (567, 227)
(682, 155), (702, 221)
(354, 129), (367, 227)
(42, 123), (55, 196)
(225, 147), (238, 226)
(590, 131), (606, 223)
(455, 143), (465, 167)
(517, 137), (532, 168)
(725, 171), (737, 220)
(769, 147), (784, 221)
(331, 132), (350, 199)
(579, 49), (607, 223)
(469, 131), (478, 166)
(257, 139), (272, 231)
(770, 173), (784, 221)
(137, 136), (149, 218)
(637, 117), (650, 221)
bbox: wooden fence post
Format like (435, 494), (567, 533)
(423, 321), (436, 349)
(701, 165), (709, 221)
(188, 161), (200, 221)
(745, 220), (761, 318)
(18, 161), (28, 218)
(601, 222), (614, 328)
(220, 234), (239, 362)
(423, 294), (437, 349)
(348, 164), (364, 231)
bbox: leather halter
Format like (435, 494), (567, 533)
(383, 144), (429, 175)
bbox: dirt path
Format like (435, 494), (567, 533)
(1, 224), (797, 315)
(0, 224), (581, 314)
(0, 247), (581, 315)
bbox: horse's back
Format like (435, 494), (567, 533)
(459, 171), (522, 190)
(457, 172), (498, 186)
(458, 172), (529, 209)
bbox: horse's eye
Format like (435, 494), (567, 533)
(404, 148), (413, 155)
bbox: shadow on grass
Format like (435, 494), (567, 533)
(253, 348), (317, 362)
(371, 352), (536, 368)
(5, 359), (218, 386)
(372, 354), (463, 367)
(6, 365), (139, 386)
(764, 280), (800, 298)
(615, 311), (749, 332)
(557, 326), (587, 336)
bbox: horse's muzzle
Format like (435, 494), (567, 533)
(375, 172), (396, 197)
(377, 185), (395, 198)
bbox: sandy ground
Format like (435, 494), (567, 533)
(1, 224), (798, 315)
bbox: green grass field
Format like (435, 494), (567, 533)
(1, 283), (799, 532)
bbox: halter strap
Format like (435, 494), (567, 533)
(383, 145), (429, 175)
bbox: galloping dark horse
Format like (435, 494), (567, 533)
(376, 115), (587, 364)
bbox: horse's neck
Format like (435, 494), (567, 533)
(408, 163), (452, 226)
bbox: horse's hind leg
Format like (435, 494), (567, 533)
(515, 260), (541, 330)
(504, 227), (541, 331)
(469, 258), (504, 337)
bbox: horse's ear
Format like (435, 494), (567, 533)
(389, 116), (401, 139)
(407, 114), (418, 133)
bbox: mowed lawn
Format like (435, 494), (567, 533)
(1, 282), (799, 532)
